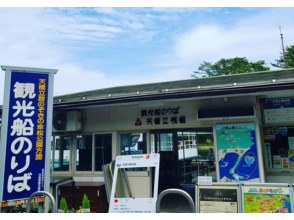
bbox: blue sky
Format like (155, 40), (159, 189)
(1, 7), (294, 104)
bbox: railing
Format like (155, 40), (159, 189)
(156, 188), (195, 213)
(26, 191), (56, 213)
(179, 157), (216, 184)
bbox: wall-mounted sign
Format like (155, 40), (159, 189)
(241, 183), (294, 213)
(109, 154), (160, 213)
(196, 183), (240, 213)
(215, 123), (261, 183)
(262, 98), (294, 124)
(135, 107), (186, 127)
(0, 66), (57, 202)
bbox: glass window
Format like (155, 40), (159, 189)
(76, 134), (93, 171)
(95, 133), (112, 171)
(52, 135), (71, 171)
(196, 132), (215, 160)
(151, 133), (173, 153)
(159, 133), (173, 152)
(178, 131), (198, 160)
(120, 132), (147, 171)
(263, 126), (294, 170)
(177, 130), (215, 184)
(50, 136), (53, 170)
(120, 133), (147, 155)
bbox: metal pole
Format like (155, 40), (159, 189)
(279, 26), (287, 68)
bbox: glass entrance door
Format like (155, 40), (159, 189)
(151, 132), (179, 193)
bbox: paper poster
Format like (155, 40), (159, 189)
(242, 184), (293, 213)
(282, 158), (289, 168)
(288, 137), (294, 150)
(264, 143), (272, 169)
(288, 150), (294, 168)
(273, 155), (282, 168)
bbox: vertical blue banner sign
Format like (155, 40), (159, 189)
(0, 66), (57, 202)
(215, 123), (261, 183)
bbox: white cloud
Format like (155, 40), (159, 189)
(53, 64), (120, 95)
(0, 8), (115, 104)
(1, 7), (294, 106)
(0, 63), (127, 104)
(94, 8), (119, 16)
(172, 8), (294, 70)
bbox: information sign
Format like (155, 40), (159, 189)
(0, 66), (56, 203)
(215, 123), (261, 183)
(196, 183), (240, 213)
(262, 98), (294, 124)
(241, 183), (294, 213)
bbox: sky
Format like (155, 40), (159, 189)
(1, 6), (294, 104)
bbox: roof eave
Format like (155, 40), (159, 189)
(53, 81), (294, 110)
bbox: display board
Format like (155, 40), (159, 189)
(195, 183), (240, 213)
(241, 183), (294, 213)
(215, 123), (261, 183)
(261, 98), (294, 124)
(108, 154), (160, 213)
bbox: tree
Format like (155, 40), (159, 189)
(272, 45), (294, 68)
(193, 57), (270, 78)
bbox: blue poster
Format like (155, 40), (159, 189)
(216, 123), (260, 183)
(1, 71), (49, 201)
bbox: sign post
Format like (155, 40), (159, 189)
(0, 66), (57, 210)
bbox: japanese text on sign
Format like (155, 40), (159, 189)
(135, 107), (186, 126)
(1, 70), (49, 201)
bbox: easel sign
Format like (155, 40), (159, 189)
(196, 183), (240, 213)
(108, 154), (160, 213)
(241, 183), (294, 213)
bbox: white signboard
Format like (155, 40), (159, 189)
(109, 154), (160, 213)
(198, 176), (212, 185)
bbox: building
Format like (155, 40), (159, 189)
(2, 68), (294, 212)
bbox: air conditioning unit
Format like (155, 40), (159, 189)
(52, 111), (82, 132)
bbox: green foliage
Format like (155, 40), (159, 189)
(193, 57), (270, 78)
(81, 194), (90, 209)
(60, 197), (69, 212)
(272, 45), (294, 68)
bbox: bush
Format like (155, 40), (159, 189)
(81, 194), (90, 209)
(60, 197), (68, 212)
